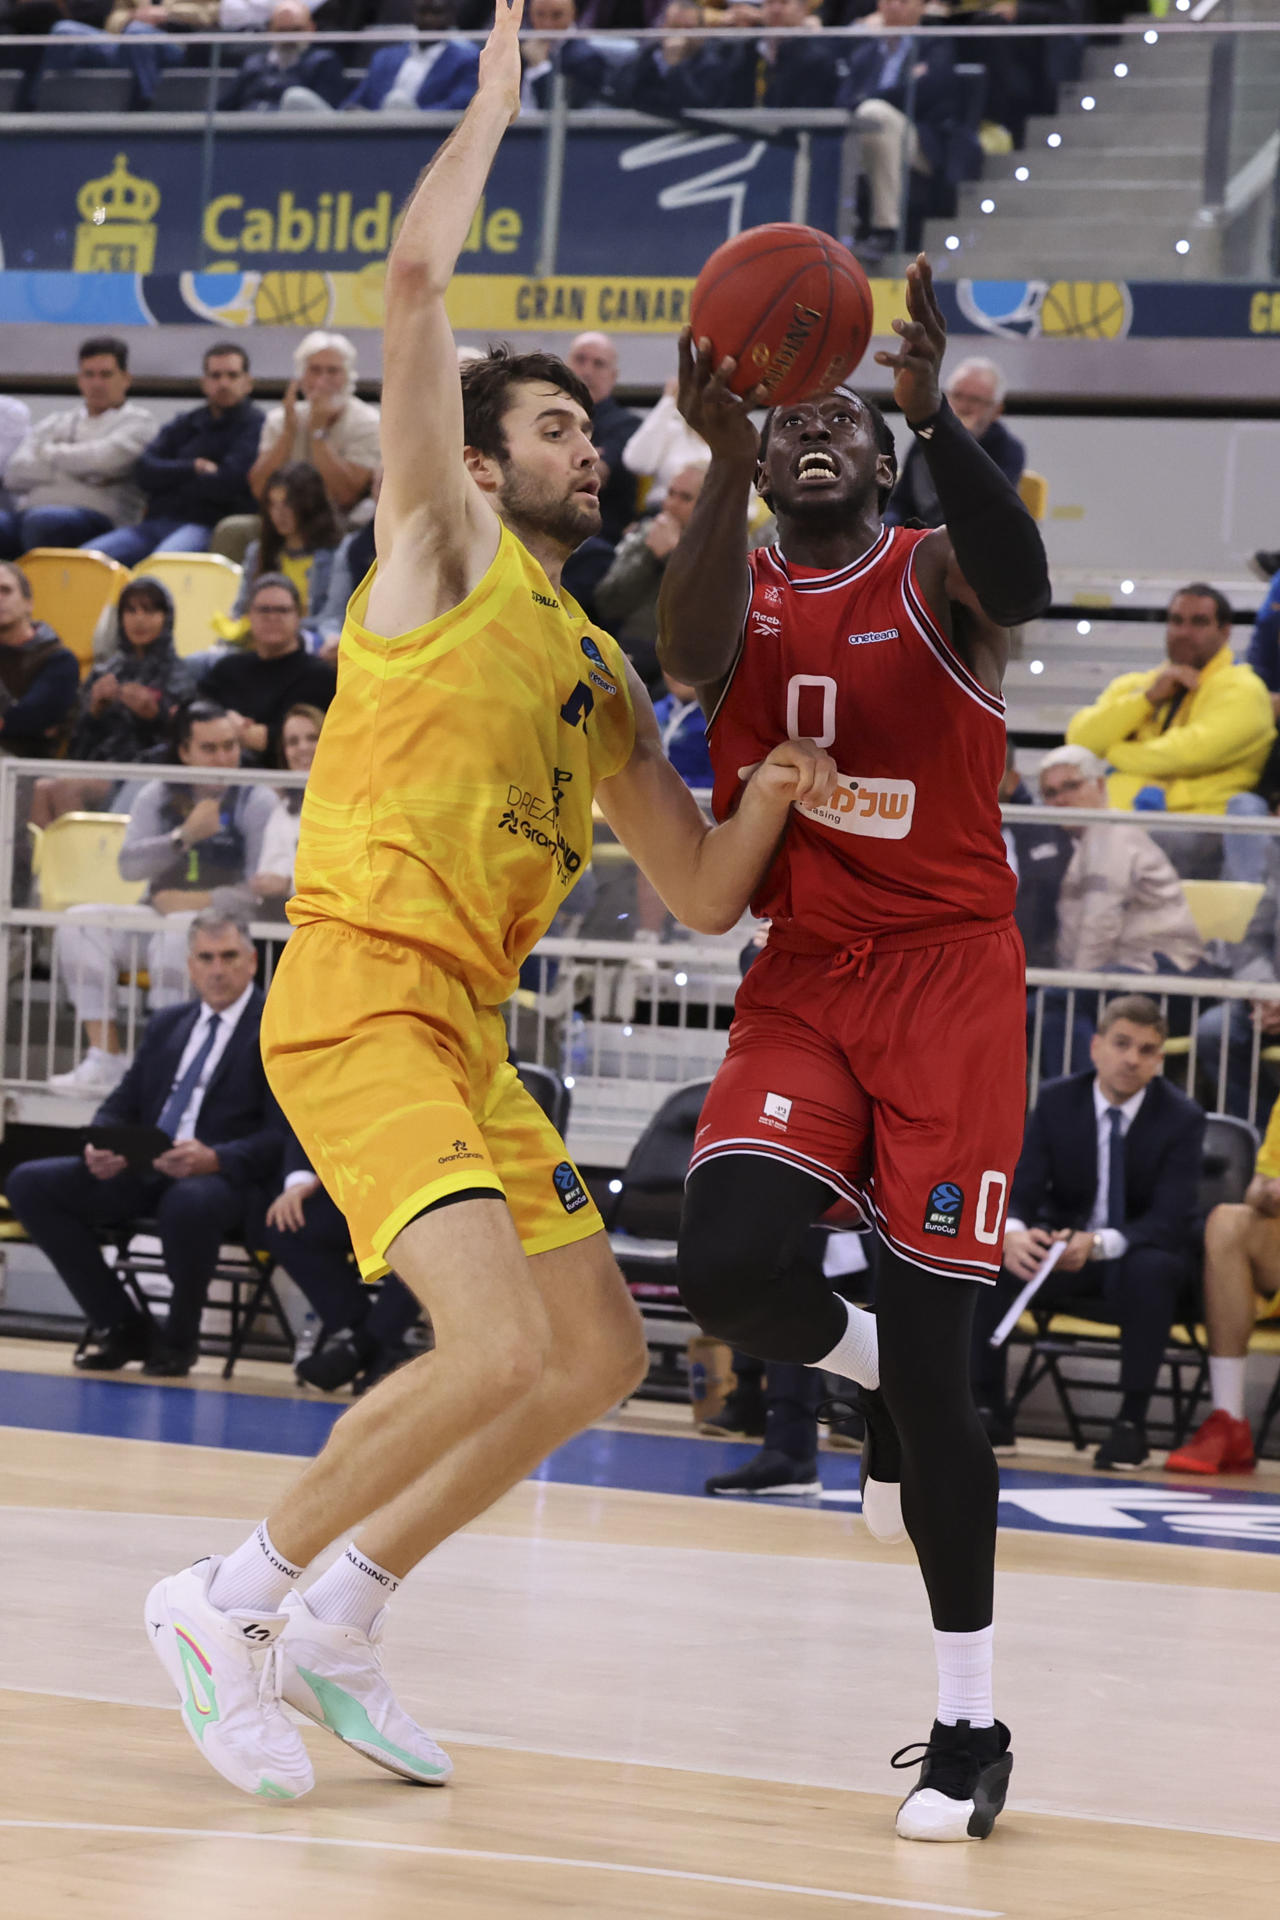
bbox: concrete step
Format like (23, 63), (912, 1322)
(958, 180), (1198, 222)
(925, 217), (1216, 278)
(982, 147), (1200, 186)
(1058, 74), (1278, 115)
(1082, 41), (1214, 83)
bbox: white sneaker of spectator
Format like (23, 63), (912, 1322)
(48, 1047), (128, 1098)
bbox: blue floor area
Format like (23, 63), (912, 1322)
(5, 1366), (1280, 1555)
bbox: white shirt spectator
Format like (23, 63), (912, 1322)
(256, 796), (300, 885)
(0, 397), (32, 484)
(622, 390), (709, 502)
(384, 41), (450, 108)
(5, 400), (154, 526)
(257, 393), (381, 531)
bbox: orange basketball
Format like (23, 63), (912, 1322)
(689, 223), (875, 408)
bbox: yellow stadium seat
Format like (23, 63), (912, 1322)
(1018, 470), (1048, 521)
(133, 552), (242, 658)
(29, 812), (145, 914)
(19, 547), (130, 679)
(1179, 880), (1266, 944)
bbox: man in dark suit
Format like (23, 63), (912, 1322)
(836, 0), (960, 260)
(972, 993), (1205, 1470)
(7, 909), (282, 1377)
(266, 1127), (421, 1396)
(342, 0), (480, 111)
(720, 0), (842, 110)
(218, 2), (348, 113)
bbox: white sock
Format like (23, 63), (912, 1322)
(207, 1520), (303, 1616)
(303, 1543), (401, 1635)
(933, 1625), (995, 1729)
(1209, 1355), (1247, 1422)
(808, 1299), (879, 1390)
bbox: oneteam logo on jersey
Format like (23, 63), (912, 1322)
(799, 775), (916, 841)
(846, 626), (900, 647)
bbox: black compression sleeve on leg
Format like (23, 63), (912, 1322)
(874, 1244), (998, 1633)
(910, 400), (1051, 627)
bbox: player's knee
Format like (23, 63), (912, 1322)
(1206, 1202), (1253, 1251)
(677, 1223), (772, 1344)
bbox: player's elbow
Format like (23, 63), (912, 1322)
(385, 251), (449, 301)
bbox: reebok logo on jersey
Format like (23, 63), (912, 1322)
(552, 1161), (590, 1214)
(761, 1092), (792, 1130)
(923, 1182), (964, 1237)
(750, 612), (782, 638)
(799, 775), (916, 841)
(847, 626), (899, 647)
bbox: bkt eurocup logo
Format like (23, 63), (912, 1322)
(923, 1181), (964, 1238)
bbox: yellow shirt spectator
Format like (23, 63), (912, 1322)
(1066, 585), (1274, 815)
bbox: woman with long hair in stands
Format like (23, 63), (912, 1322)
(231, 464), (339, 635)
(249, 701), (325, 912)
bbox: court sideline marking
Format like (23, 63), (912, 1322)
(0, 1821), (1000, 1915)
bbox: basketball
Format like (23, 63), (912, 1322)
(689, 223), (875, 408)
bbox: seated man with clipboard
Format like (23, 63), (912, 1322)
(6, 908), (281, 1376)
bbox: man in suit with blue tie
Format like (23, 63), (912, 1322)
(972, 994), (1205, 1470)
(7, 909), (282, 1378)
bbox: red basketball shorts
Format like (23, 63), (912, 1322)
(689, 918), (1027, 1284)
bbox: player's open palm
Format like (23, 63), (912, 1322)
(875, 252), (946, 426)
(743, 738), (837, 811)
(675, 327), (761, 464)
(479, 0), (525, 117)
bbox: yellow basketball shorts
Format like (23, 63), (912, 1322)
(261, 921), (603, 1281)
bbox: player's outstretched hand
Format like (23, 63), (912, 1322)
(873, 252), (947, 428)
(675, 327), (763, 464)
(479, 0), (525, 119)
(740, 738), (838, 811)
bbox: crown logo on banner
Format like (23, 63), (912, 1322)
(73, 153), (162, 274)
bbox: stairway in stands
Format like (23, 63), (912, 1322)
(927, 4), (1280, 281)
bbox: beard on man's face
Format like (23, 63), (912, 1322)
(498, 464), (600, 551)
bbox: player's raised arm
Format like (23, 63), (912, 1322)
(876, 254), (1051, 684)
(371, 1), (524, 621)
(596, 663), (835, 934)
(656, 330), (761, 696)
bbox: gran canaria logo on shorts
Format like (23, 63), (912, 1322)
(799, 775), (915, 841)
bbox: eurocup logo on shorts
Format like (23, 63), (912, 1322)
(923, 1181), (964, 1237)
(552, 1160), (590, 1215)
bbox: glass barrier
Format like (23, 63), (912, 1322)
(5, 756), (1280, 1166)
(0, 16), (1276, 282)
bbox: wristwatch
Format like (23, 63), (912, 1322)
(169, 825), (185, 850)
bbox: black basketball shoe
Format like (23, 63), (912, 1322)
(699, 1383), (768, 1438)
(893, 1718), (1013, 1841)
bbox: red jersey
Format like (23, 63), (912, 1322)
(709, 525), (1016, 941)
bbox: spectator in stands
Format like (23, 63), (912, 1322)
(344, 0), (480, 109)
(269, 1132), (421, 1394)
(887, 356), (1025, 527)
(621, 0), (728, 115)
(31, 577), (194, 829)
(317, 473), (379, 663)
(0, 339), (152, 557)
(836, 0), (959, 263)
(40, 0), (186, 108)
(1193, 844), (1280, 1126)
(198, 573), (336, 763)
(0, 561), (79, 760)
(1245, 559), (1280, 725)
(1046, 744), (1205, 979)
(722, 0), (840, 109)
(1001, 739), (1071, 971)
(230, 463), (339, 632)
(9, 908), (281, 1378)
(247, 331), (379, 534)
(248, 700), (323, 912)
(596, 460), (707, 690)
(218, 1), (348, 110)
(0, 394), (32, 504)
(653, 668), (713, 788)
(566, 330), (641, 544)
(622, 375), (709, 504)
(92, 344), (263, 567)
(49, 702), (277, 1099)
(520, 0), (608, 108)
(1165, 1101), (1280, 1477)
(972, 994), (1205, 1470)
(1066, 584), (1275, 877)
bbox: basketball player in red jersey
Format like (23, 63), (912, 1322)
(659, 256), (1050, 1843)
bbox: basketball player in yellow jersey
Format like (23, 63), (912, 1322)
(145, 0), (834, 1801)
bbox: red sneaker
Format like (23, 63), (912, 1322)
(1166, 1409), (1255, 1476)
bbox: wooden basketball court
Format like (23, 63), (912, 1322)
(3, 1336), (1278, 1919)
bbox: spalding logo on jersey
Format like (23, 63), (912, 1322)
(799, 775), (916, 840)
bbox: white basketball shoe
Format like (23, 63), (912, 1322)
(279, 1588), (453, 1785)
(144, 1557), (315, 1800)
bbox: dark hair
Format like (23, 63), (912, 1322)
(259, 463), (339, 576)
(1097, 994), (1167, 1041)
(174, 699), (231, 751)
(79, 334), (128, 372)
(249, 571), (302, 613)
(0, 561), (32, 601)
(1172, 581), (1232, 629)
(116, 575), (173, 635)
(460, 345), (593, 461)
(279, 700), (325, 804)
(757, 390), (898, 512)
(204, 340), (250, 374)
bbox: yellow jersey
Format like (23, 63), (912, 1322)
(288, 521), (635, 1005)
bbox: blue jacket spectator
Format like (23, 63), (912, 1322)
(344, 0), (480, 111)
(219, 5), (348, 112)
(654, 681), (713, 789)
(92, 345), (264, 568)
(1246, 564), (1280, 704)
